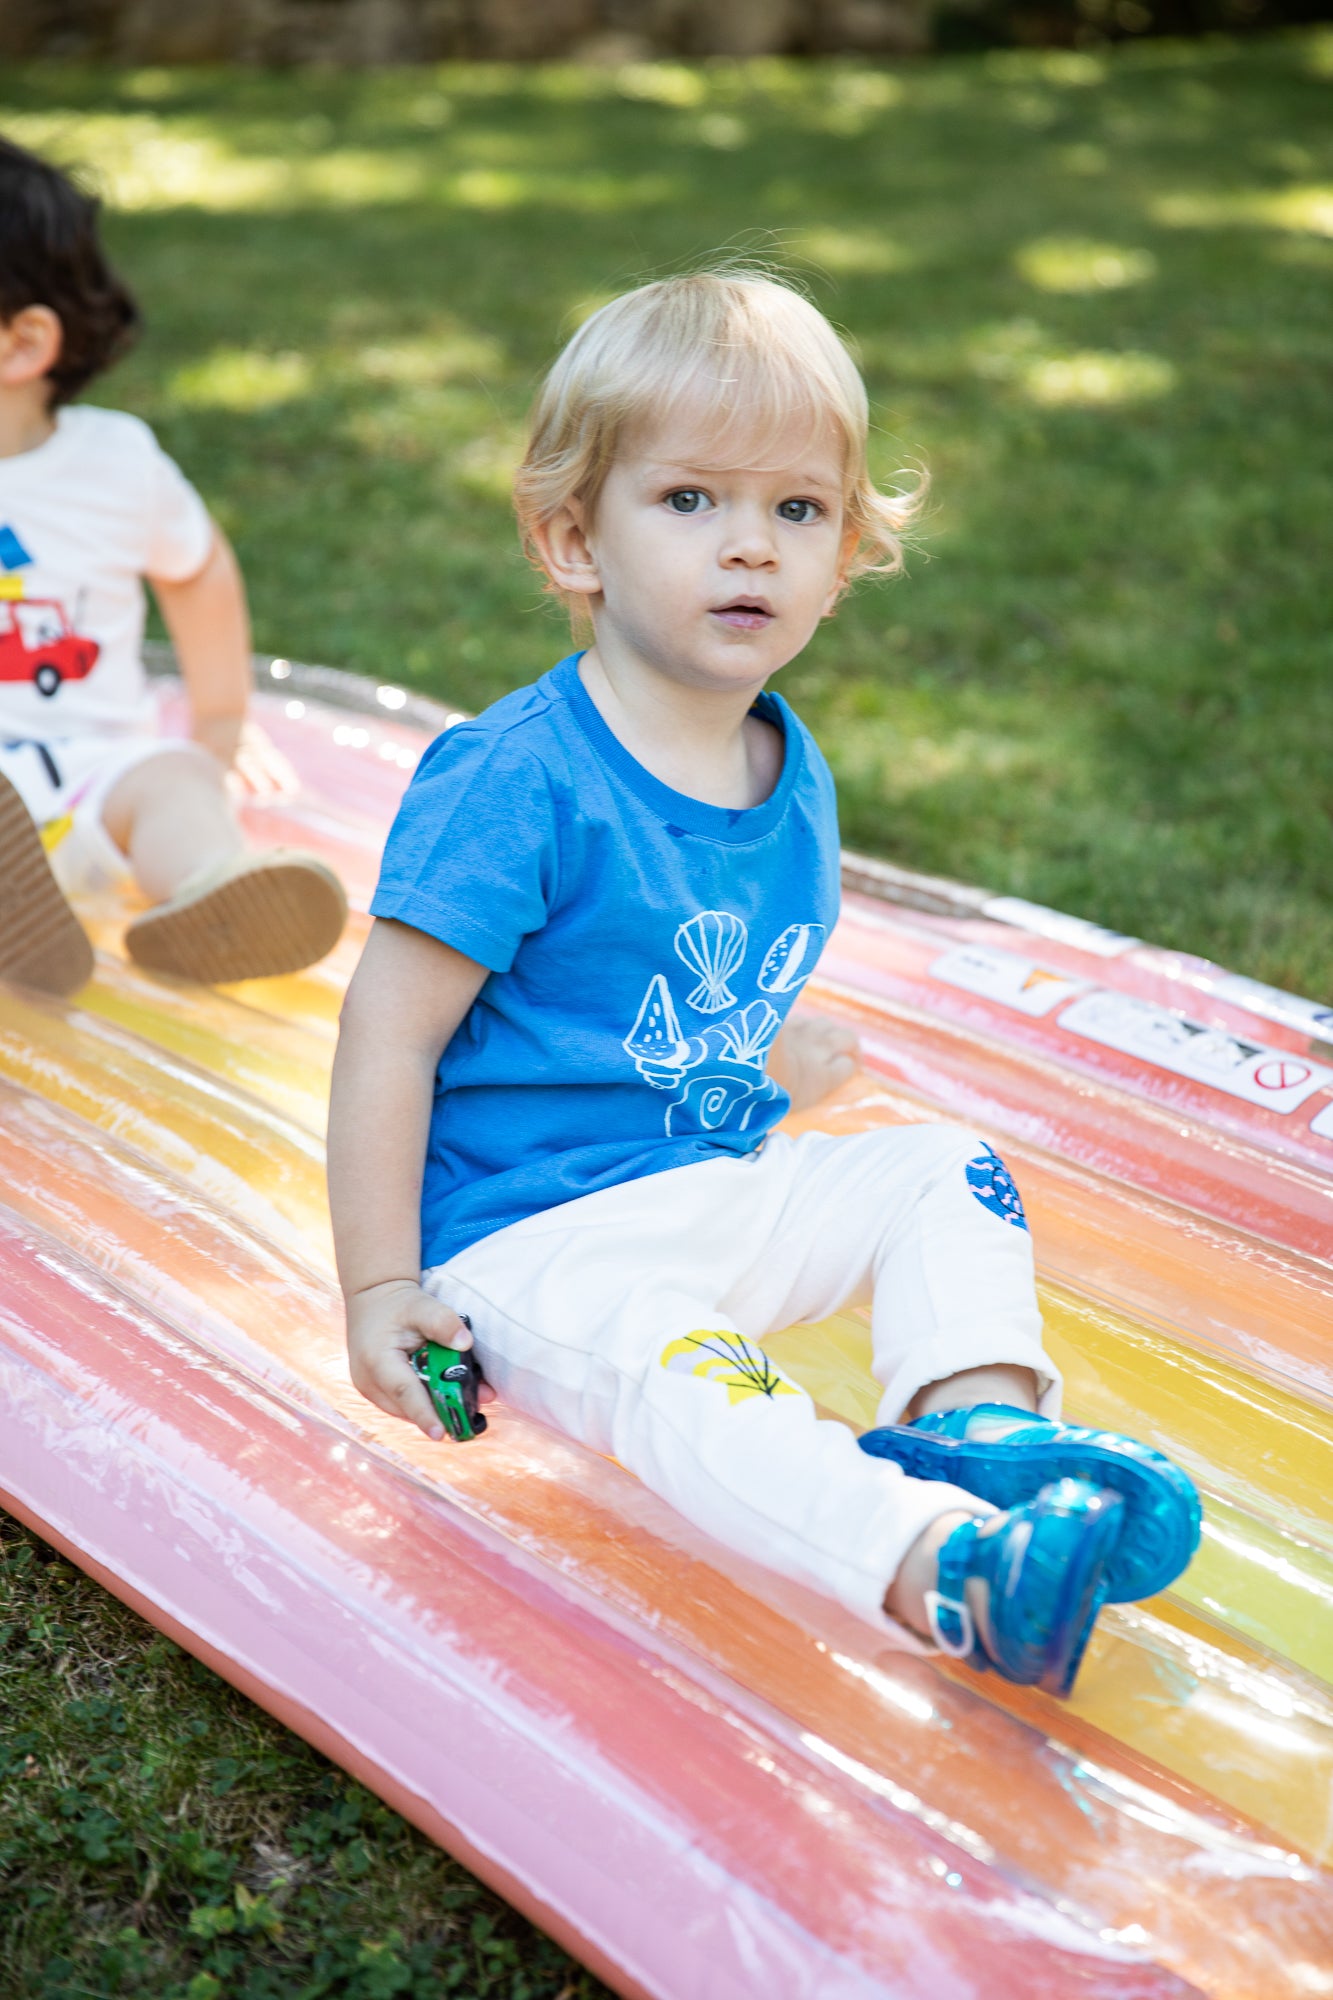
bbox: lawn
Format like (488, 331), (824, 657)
(1, 32), (1330, 1998)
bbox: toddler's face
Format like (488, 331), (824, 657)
(579, 399), (851, 696)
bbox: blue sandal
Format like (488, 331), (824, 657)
(861, 1402), (1200, 1602)
(930, 1478), (1123, 1696)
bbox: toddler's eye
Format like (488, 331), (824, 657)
(777, 498), (822, 525)
(665, 489), (711, 514)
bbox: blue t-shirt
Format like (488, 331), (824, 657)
(371, 654), (841, 1268)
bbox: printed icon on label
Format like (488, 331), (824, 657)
(1253, 1059), (1312, 1092)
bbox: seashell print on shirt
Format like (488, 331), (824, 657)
(622, 910), (826, 1136)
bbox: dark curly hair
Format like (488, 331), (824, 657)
(0, 135), (141, 407)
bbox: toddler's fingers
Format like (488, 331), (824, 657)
(413, 1293), (473, 1352)
(376, 1348), (447, 1442)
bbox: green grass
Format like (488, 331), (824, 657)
(4, 35), (1330, 992)
(0, 1512), (608, 1998)
(1, 35), (1331, 1993)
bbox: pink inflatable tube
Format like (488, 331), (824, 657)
(3, 657), (1330, 1999)
(1, 1211), (1209, 2000)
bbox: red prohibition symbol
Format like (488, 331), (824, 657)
(1253, 1059), (1312, 1092)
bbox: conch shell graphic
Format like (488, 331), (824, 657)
(623, 973), (692, 1081)
(674, 910), (748, 1014)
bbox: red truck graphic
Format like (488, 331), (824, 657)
(0, 598), (99, 696)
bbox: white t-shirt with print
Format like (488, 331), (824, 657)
(0, 403), (213, 735)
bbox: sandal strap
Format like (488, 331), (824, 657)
(929, 1517), (987, 1666)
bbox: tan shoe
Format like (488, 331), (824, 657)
(0, 771), (94, 997)
(125, 848), (348, 985)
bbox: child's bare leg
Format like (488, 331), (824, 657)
(884, 1368), (1036, 1631)
(766, 1011), (858, 1112)
(102, 749), (241, 902)
(103, 749), (347, 983)
(884, 1509), (974, 1632)
(908, 1362), (1038, 1421)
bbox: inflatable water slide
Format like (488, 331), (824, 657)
(1, 656), (1330, 2000)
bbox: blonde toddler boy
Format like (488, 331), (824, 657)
(328, 271), (1199, 1689)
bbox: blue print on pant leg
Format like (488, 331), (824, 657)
(966, 1144), (1029, 1230)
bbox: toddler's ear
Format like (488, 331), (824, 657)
(0, 303), (62, 389)
(531, 502), (602, 600)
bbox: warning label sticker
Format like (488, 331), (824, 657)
(930, 944), (1090, 1018)
(1057, 991), (1333, 1113)
(1309, 1100), (1333, 1142)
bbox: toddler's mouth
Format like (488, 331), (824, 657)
(710, 598), (774, 631)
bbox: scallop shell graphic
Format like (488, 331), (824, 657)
(716, 1000), (781, 1068)
(757, 922), (826, 995)
(674, 910), (748, 1014)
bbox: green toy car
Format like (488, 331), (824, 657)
(410, 1339), (488, 1442)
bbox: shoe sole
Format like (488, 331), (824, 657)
(125, 857), (347, 985)
(860, 1426), (1200, 1602)
(0, 773), (94, 997)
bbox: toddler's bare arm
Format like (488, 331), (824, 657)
(150, 525), (251, 767)
(329, 918), (490, 1439)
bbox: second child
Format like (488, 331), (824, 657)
(0, 136), (346, 994)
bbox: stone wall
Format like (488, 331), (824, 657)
(0, 0), (934, 62)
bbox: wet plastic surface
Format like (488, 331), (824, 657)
(1, 660), (1330, 1999)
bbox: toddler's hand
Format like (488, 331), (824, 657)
(226, 719), (301, 800)
(767, 1012), (860, 1112)
(345, 1278), (488, 1442)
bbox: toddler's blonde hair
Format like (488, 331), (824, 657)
(514, 269), (923, 594)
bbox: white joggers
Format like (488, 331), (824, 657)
(425, 1123), (1059, 1635)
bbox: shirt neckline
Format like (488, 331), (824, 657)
(546, 652), (804, 845)
(0, 404), (88, 478)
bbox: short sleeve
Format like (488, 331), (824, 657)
(370, 725), (561, 972)
(141, 437), (214, 582)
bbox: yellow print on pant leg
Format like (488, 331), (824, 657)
(660, 1330), (804, 1406)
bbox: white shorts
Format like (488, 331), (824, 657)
(0, 731), (213, 896)
(425, 1124), (1060, 1638)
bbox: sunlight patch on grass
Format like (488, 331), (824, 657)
(358, 333), (507, 386)
(1152, 184), (1333, 237)
(986, 48), (1108, 86)
(1023, 351), (1176, 406)
(1053, 142), (1111, 176)
(1305, 29), (1333, 77)
(2, 108), (675, 218)
(121, 68), (180, 100)
(614, 63), (709, 108)
(170, 349), (312, 411)
(453, 427), (528, 499)
(448, 166), (530, 208)
(839, 722), (1051, 797)
(788, 226), (915, 276)
(2, 113), (291, 210)
(447, 166), (680, 211)
(302, 151), (429, 203)
(1016, 238), (1157, 293)
(804, 68), (906, 135)
(967, 321), (1175, 406)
